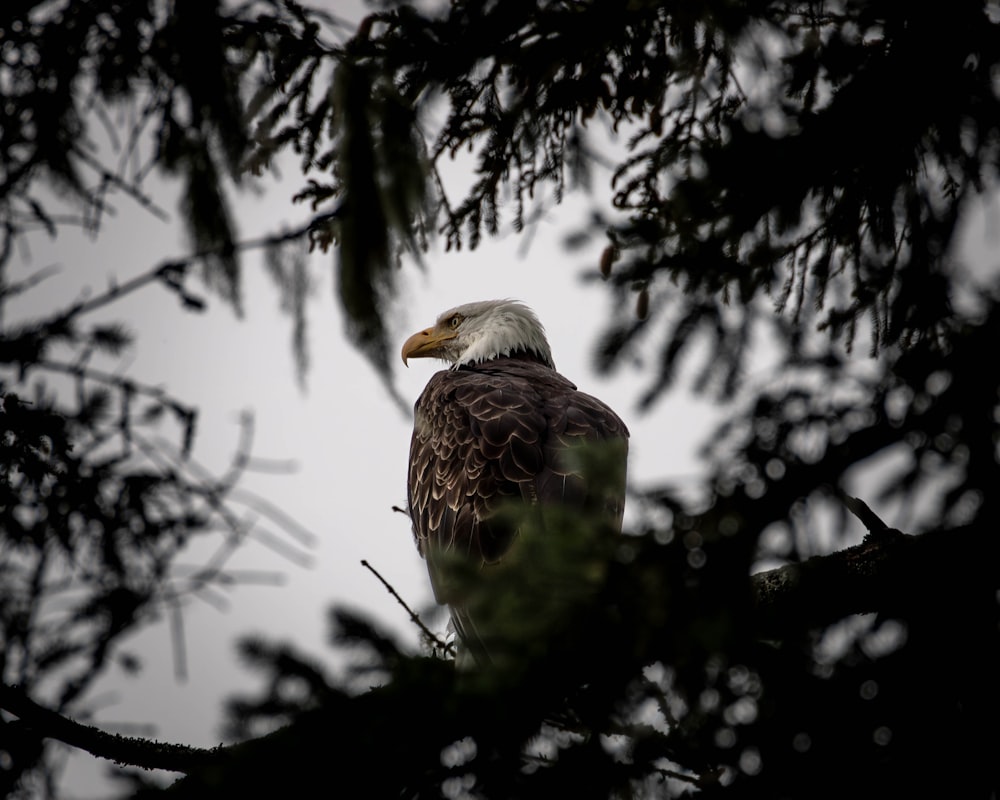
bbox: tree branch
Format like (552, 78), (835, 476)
(3, 525), (995, 776)
(361, 559), (454, 657)
(0, 684), (220, 774)
(750, 524), (998, 640)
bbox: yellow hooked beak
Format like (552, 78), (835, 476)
(401, 324), (457, 366)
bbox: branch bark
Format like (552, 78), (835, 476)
(0, 683), (221, 774)
(750, 523), (999, 640)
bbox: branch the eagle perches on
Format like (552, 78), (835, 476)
(2, 497), (990, 778)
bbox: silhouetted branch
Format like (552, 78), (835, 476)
(127, 420), (314, 594)
(0, 683), (219, 774)
(361, 560), (454, 656)
(35, 358), (198, 421)
(0, 262), (62, 301)
(840, 494), (905, 540)
(69, 143), (171, 223)
(750, 524), (998, 640)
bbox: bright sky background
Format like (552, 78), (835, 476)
(11, 3), (999, 795)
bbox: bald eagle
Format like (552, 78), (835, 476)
(402, 299), (629, 663)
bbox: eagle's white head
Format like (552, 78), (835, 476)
(401, 299), (555, 369)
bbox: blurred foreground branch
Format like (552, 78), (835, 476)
(750, 523), (997, 640)
(3, 521), (994, 785)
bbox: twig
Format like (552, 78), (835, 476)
(22, 214), (327, 331)
(70, 144), (171, 222)
(360, 560), (453, 655)
(653, 765), (721, 787)
(841, 495), (905, 540)
(841, 495), (888, 532)
(34, 358), (196, 414)
(0, 263), (62, 299)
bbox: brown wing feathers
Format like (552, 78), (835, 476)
(407, 357), (628, 607)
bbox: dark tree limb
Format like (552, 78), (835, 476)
(0, 684), (222, 774)
(2, 523), (996, 777)
(750, 524), (999, 640)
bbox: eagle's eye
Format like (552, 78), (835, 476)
(449, 315), (462, 329)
